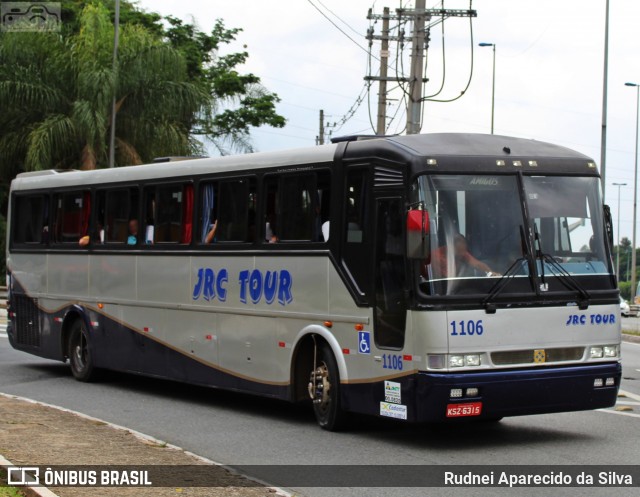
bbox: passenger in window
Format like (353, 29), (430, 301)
(429, 234), (500, 278)
(265, 215), (278, 243)
(78, 222), (104, 246)
(204, 219), (218, 243)
(322, 221), (330, 241)
(127, 219), (139, 245)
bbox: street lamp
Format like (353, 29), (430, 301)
(479, 42), (496, 134)
(612, 182), (627, 282)
(625, 82), (639, 302)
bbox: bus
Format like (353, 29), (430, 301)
(6, 133), (621, 430)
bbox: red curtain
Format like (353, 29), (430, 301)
(181, 184), (193, 244)
(82, 191), (91, 236)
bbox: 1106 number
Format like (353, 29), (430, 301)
(450, 320), (484, 336)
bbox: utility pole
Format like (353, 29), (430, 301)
(376, 7), (390, 135)
(406, 0), (427, 135)
(317, 109), (325, 145)
(365, 3), (476, 135)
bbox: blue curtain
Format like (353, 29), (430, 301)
(201, 184), (215, 243)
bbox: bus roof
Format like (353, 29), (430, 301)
(10, 133), (596, 191)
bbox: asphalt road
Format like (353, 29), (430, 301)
(0, 336), (638, 497)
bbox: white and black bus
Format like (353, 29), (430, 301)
(6, 133), (621, 430)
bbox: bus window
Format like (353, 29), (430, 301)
(216, 178), (256, 243)
(143, 184), (192, 244)
(96, 188), (139, 244)
(13, 195), (48, 245)
(340, 168), (371, 301)
(198, 182), (218, 244)
(199, 179), (256, 244)
(263, 171), (330, 243)
(52, 191), (90, 244)
(374, 197), (406, 348)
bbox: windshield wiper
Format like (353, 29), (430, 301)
(483, 226), (530, 313)
(533, 223), (590, 310)
(483, 257), (528, 313)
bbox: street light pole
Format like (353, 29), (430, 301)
(479, 42), (496, 134)
(625, 82), (639, 302)
(612, 182), (627, 282)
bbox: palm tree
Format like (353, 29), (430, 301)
(0, 3), (208, 173)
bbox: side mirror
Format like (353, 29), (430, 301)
(407, 209), (430, 261)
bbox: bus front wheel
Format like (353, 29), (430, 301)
(68, 319), (97, 382)
(308, 343), (347, 431)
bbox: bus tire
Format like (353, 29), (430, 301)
(310, 344), (348, 431)
(68, 319), (97, 382)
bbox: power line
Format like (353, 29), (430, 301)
(306, 0), (378, 60)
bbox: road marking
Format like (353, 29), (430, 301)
(597, 389), (640, 418)
(597, 408), (640, 419)
(618, 389), (640, 402)
(0, 334), (7, 339)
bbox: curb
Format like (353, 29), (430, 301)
(621, 333), (640, 344)
(0, 393), (292, 497)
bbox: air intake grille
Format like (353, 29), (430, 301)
(374, 166), (404, 188)
(491, 347), (584, 366)
(14, 295), (41, 347)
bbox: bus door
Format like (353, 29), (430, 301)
(373, 196), (407, 350)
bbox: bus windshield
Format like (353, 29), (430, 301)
(412, 174), (613, 298)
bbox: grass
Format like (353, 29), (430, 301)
(0, 488), (26, 497)
(622, 329), (640, 336)
(0, 469), (27, 497)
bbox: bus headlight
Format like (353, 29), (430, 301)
(603, 346), (618, 358)
(465, 355), (481, 367)
(590, 345), (619, 359)
(449, 355), (464, 368)
(449, 354), (482, 368)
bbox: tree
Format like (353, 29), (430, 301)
(162, 16), (286, 155)
(0, 3), (208, 172)
(0, 0), (286, 174)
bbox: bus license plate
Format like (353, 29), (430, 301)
(446, 402), (482, 418)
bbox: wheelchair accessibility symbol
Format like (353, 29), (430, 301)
(358, 331), (371, 354)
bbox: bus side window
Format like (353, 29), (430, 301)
(345, 170), (367, 243)
(341, 168), (372, 302)
(199, 182), (218, 244)
(217, 178), (256, 243)
(13, 195), (48, 245)
(143, 184), (192, 244)
(98, 188), (139, 244)
(263, 171), (330, 243)
(52, 191), (90, 244)
(264, 176), (279, 243)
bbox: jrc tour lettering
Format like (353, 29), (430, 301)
(193, 268), (293, 306)
(565, 314), (616, 326)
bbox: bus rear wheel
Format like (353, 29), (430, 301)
(308, 344), (347, 431)
(68, 319), (97, 382)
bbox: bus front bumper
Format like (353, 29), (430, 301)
(413, 362), (621, 422)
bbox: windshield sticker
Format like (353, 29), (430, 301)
(193, 268), (293, 306)
(565, 313), (615, 326)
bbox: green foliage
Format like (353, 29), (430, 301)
(619, 281), (631, 301)
(0, 0), (285, 276)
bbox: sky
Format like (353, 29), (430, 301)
(135, 0), (640, 247)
